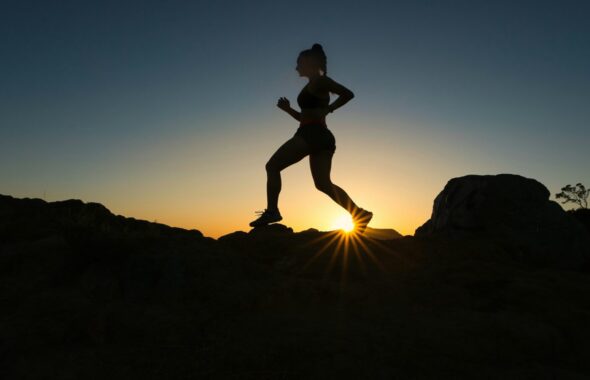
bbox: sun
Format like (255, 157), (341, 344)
(331, 214), (355, 233)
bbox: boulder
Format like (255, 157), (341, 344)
(415, 174), (590, 267)
(248, 223), (293, 236)
(569, 208), (590, 234)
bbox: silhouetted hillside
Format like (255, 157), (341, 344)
(363, 226), (404, 240)
(1, 176), (590, 379)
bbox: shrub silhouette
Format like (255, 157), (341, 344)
(556, 183), (589, 209)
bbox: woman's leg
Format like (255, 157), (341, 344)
(309, 150), (360, 215)
(265, 135), (311, 211)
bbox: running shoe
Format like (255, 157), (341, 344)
(352, 208), (373, 234)
(249, 208), (283, 227)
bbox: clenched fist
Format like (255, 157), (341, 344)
(277, 97), (290, 112)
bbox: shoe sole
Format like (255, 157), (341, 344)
(249, 215), (283, 227)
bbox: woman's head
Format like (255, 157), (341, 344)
(296, 43), (327, 78)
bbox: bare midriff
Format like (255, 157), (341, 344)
(299, 108), (327, 126)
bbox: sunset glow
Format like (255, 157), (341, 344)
(331, 214), (355, 233)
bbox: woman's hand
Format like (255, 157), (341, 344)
(277, 97), (290, 112)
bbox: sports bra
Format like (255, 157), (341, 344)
(297, 85), (330, 109)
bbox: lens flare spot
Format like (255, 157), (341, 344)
(331, 214), (355, 233)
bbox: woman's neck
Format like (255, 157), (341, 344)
(308, 74), (322, 83)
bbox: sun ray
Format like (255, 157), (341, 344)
(348, 233), (368, 276)
(349, 232), (388, 273)
(340, 233), (351, 287)
(325, 232), (348, 278)
(300, 230), (343, 271)
(297, 223), (405, 283)
(299, 229), (339, 249)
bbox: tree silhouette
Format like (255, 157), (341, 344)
(555, 183), (589, 209)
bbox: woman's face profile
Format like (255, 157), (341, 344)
(296, 55), (319, 77)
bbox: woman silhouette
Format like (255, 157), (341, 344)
(250, 43), (373, 233)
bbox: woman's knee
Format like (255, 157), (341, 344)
(265, 159), (280, 173)
(314, 180), (333, 193)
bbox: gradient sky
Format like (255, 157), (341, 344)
(1, 0), (589, 239)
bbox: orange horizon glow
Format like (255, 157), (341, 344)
(2, 115), (574, 241)
(99, 206), (417, 239)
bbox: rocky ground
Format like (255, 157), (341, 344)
(1, 174), (590, 379)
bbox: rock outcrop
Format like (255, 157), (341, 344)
(569, 208), (590, 234)
(363, 226), (404, 240)
(415, 174), (590, 267)
(2, 188), (590, 378)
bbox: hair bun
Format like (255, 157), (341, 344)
(312, 43), (323, 51)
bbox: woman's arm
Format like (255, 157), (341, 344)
(322, 76), (354, 114)
(277, 96), (300, 121)
(285, 106), (301, 122)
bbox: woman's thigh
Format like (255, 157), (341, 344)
(266, 135), (311, 171)
(309, 149), (333, 186)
